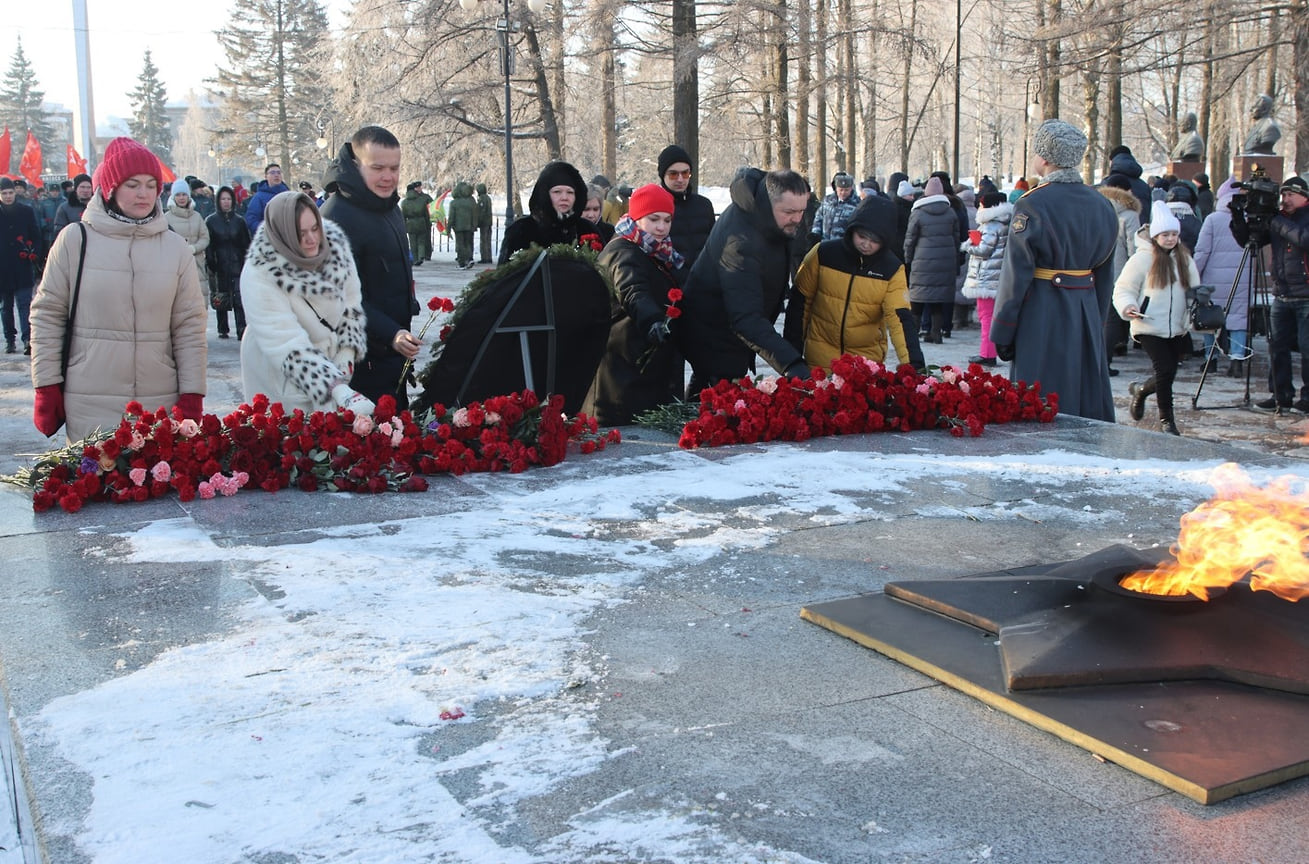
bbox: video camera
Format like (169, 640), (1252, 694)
(1229, 165), (1280, 243)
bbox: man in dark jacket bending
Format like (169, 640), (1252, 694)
(321, 126), (422, 409)
(678, 167), (811, 397)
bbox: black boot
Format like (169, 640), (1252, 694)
(3, 340), (14, 354)
(1159, 418), (1180, 435)
(1227, 360), (1245, 378)
(1128, 378), (1156, 422)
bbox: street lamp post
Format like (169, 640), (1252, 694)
(459, 0), (546, 225)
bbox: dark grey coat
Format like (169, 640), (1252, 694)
(989, 172), (1120, 422)
(904, 194), (960, 303)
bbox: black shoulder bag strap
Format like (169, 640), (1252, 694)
(61, 223), (89, 382)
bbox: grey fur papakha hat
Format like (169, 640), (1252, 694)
(1032, 119), (1088, 168)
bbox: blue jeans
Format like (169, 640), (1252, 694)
(1268, 297), (1309, 403)
(0, 285), (32, 345)
(1202, 330), (1248, 361)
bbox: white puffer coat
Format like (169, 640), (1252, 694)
(960, 202), (1013, 300)
(30, 194), (207, 441)
(239, 218), (367, 412)
(1112, 229), (1200, 339)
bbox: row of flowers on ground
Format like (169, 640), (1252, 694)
(9, 356), (1056, 512)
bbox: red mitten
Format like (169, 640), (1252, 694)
(176, 393), (204, 421)
(33, 385), (65, 437)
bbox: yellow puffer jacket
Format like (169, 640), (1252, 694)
(793, 227), (913, 370)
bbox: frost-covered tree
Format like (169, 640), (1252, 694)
(128, 50), (172, 165)
(0, 37), (55, 174)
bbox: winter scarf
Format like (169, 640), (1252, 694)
(615, 214), (684, 272)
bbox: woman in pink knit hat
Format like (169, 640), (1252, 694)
(29, 136), (208, 441)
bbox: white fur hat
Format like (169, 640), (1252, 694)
(1149, 200), (1181, 237)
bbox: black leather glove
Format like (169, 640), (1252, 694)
(995, 343), (1016, 362)
(784, 360), (812, 380)
(648, 320), (670, 345)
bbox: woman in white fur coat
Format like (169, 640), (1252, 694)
(240, 191), (373, 415)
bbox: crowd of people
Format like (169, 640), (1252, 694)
(7, 117), (1309, 444)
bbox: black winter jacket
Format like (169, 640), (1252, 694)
(1268, 206), (1309, 301)
(582, 235), (685, 425)
(663, 186), (715, 271)
(498, 161), (594, 264)
(205, 202), (251, 295)
(320, 142), (415, 396)
(677, 167), (805, 386)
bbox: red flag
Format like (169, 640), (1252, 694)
(0, 127), (10, 174)
(67, 144), (88, 177)
(19, 131), (42, 186)
(158, 158), (176, 184)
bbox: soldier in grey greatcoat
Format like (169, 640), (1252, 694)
(990, 119), (1120, 421)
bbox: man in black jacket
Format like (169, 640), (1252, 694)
(677, 167), (810, 396)
(321, 126), (421, 409)
(1247, 176), (1309, 413)
(0, 177), (41, 354)
(657, 145), (715, 271)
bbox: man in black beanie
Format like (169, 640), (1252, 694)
(657, 144), (715, 271)
(54, 173), (93, 236)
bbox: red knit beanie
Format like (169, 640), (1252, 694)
(628, 183), (675, 221)
(93, 137), (165, 201)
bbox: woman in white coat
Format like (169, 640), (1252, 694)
(1113, 201), (1200, 435)
(240, 191), (373, 415)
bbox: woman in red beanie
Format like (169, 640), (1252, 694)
(29, 136), (208, 440)
(582, 183), (686, 425)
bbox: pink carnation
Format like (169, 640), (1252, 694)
(198, 482), (216, 499)
(352, 414), (375, 436)
(151, 462), (172, 483)
(129, 467), (148, 486)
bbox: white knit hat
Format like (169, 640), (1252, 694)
(897, 180), (916, 198)
(1149, 200), (1181, 237)
(171, 179), (191, 200)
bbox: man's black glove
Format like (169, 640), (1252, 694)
(994, 343), (1016, 362)
(784, 360), (812, 380)
(647, 320), (670, 344)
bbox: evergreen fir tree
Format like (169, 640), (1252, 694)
(128, 50), (173, 165)
(212, 0), (332, 179)
(0, 37), (55, 175)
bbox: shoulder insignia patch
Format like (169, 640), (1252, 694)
(1011, 213), (1029, 233)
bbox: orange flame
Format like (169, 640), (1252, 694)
(1119, 462), (1309, 601)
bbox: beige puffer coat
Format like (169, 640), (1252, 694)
(30, 194), (208, 441)
(165, 200), (211, 297)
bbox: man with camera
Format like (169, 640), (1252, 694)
(1238, 176), (1309, 413)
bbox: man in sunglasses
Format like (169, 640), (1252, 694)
(657, 145), (715, 272)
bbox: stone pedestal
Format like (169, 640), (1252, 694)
(1234, 155), (1283, 184)
(1166, 161), (1205, 183)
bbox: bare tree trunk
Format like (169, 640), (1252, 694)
(522, 27), (562, 160)
(863, 13), (878, 180)
(550, 1), (566, 153)
(671, 0), (699, 176)
(1041, 0), (1061, 118)
(834, 3), (848, 172)
(816, 0), (828, 176)
(1105, 0), (1123, 157)
(841, 0), (855, 174)
(795, 0), (811, 178)
(775, 0), (792, 168)
(1294, 3), (1309, 175)
(899, 0), (918, 170)
(1083, 72), (1100, 183)
(1268, 8), (1281, 99)
(600, 9), (617, 180)
(1200, 3), (1216, 176)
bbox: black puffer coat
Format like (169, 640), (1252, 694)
(904, 194), (960, 303)
(677, 167), (805, 388)
(204, 193), (251, 300)
(320, 142), (416, 403)
(665, 188), (715, 271)
(582, 235), (686, 426)
(1106, 150), (1153, 220)
(498, 161), (595, 264)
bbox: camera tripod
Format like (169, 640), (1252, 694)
(1191, 237), (1273, 408)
